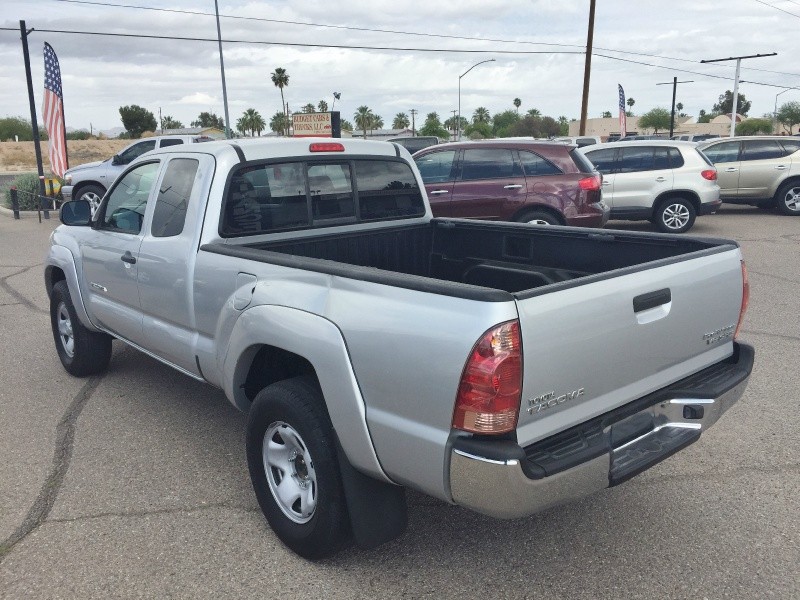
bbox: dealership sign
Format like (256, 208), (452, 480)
(292, 111), (341, 138)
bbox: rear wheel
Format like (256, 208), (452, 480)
(246, 376), (350, 559)
(514, 209), (561, 226)
(653, 197), (696, 234)
(50, 280), (112, 376)
(774, 181), (800, 216)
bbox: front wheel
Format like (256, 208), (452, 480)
(514, 209), (561, 226)
(50, 280), (112, 376)
(774, 181), (800, 216)
(653, 198), (696, 233)
(246, 376), (350, 559)
(75, 184), (106, 216)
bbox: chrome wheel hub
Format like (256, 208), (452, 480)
(663, 204), (690, 230)
(263, 421), (317, 524)
(82, 192), (102, 216)
(56, 302), (75, 357)
(783, 187), (800, 212)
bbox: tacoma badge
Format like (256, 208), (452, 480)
(527, 388), (585, 415)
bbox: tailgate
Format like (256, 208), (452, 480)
(514, 247), (744, 447)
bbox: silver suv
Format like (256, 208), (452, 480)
(62, 135), (212, 211)
(580, 140), (721, 233)
(697, 136), (800, 215)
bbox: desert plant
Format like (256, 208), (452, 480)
(4, 173), (49, 210)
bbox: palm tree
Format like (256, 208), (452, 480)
(513, 98), (521, 113)
(473, 107), (490, 123)
(354, 106), (373, 139)
(241, 108), (263, 136)
(370, 114), (384, 134)
(270, 67), (290, 135)
(340, 119), (353, 132)
(161, 115), (182, 129)
(627, 97), (635, 115)
(393, 112), (410, 129)
(251, 111), (266, 136)
(302, 103), (316, 114)
(236, 115), (248, 136)
(526, 108), (541, 118)
(270, 111), (288, 134)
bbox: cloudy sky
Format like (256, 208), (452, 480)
(2, 0), (800, 133)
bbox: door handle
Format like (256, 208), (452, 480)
(655, 177), (666, 182)
(429, 190), (449, 195)
(121, 251), (137, 265)
(503, 184), (523, 189)
(774, 165), (788, 170)
(602, 180), (612, 185)
(724, 167), (738, 172)
(633, 288), (671, 312)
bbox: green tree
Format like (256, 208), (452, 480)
(473, 107), (490, 123)
(526, 108), (541, 118)
(777, 101), (800, 133)
(239, 108), (265, 136)
(513, 98), (521, 113)
(420, 112), (450, 138)
(269, 111), (289, 134)
(340, 119), (354, 132)
(317, 100), (328, 112)
(601, 111), (612, 118)
(736, 118), (774, 135)
(638, 107), (671, 133)
(626, 97), (635, 112)
(161, 115), (182, 129)
(370, 114), (384, 133)
(354, 106), (374, 138)
(713, 90), (751, 117)
(236, 115), (248, 136)
(557, 115), (569, 136)
(698, 109), (712, 124)
(444, 115), (469, 135)
(464, 121), (492, 139)
(0, 116), (47, 141)
(119, 105), (157, 138)
(492, 109), (520, 137)
(393, 112), (410, 129)
(508, 115), (561, 138)
(191, 111), (225, 129)
(302, 103), (316, 114)
(270, 67), (290, 135)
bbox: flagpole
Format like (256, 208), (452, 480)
(20, 20), (49, 219)
(60, 69), (69, 170)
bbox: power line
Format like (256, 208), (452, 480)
(50, 0), (800, 79)
(753, 0), (800, 18)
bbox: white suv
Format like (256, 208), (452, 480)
(580, 140), (721, 233)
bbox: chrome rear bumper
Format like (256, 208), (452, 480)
(449, 342), (753, 519)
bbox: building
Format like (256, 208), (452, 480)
(158, 127), (227, 139)
(568, 113), (761, 139)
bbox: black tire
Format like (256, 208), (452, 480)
(514, 209), (561, 226)
(50, 280), (112, 377)
(774, 181), (800, 216)
(246, 376), (350, 559)
(653, 197), (696, 234)
(75, 184), (106, 214)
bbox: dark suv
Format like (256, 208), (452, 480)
(412, 141), (608, 226)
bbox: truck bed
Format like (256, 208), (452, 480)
(218, 219), (735, 298)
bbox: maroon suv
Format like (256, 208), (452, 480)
(413, 141), (608, 226)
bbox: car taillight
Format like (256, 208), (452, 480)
(579, 174), (601, 191)
(452, 320), (522, 435)
(309, 142), (345, 152)
(735, 260), (750, 339)
(701, 169), (717, 181)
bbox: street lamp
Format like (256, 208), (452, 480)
(458, 59), (495, 141)
(774, 87), (799, 133)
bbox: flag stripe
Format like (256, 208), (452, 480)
(43, 42), (67, 178)
(618, 84), (627, 140)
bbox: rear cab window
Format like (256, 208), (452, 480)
(519, 151), (562, 176)
(221, 158), (425, 236)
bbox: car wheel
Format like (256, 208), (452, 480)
(75, 184), (106, 216)
(515, 210), (561, 226)
(246, 376), (350, 559)
(50, 280), (112, 377)
(774, 181), (800, 216)
(654, 197), (696, 234)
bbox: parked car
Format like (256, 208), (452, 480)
(387, 136), (439, 154)
(413, 140), (608, 227)
(697, 136), (800, 215)
(615, 135), (670, 142)
(580, 140), (721, 233)
(672, 134), (720, 142)
(553, 136), (601, 148)
(62, 135), (213, 212)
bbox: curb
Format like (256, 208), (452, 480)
(0, 204), (58, 220)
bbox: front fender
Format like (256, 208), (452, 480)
(222, 304), (391, 483)
(45, 244), (101, 332)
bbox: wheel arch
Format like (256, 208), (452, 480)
(510, 204), (566, 225)
(653, 189), (701, 216)
(45, 245), (100, 331)
(71, 180), (106, 199)
(773, 175), (800, 197)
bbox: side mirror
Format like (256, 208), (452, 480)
(60, 200), (92, 226)
(111, 154), (121, 166)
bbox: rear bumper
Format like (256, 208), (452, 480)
(566, 200), (610, 228)
(449, 342), (754, 519)
(698, 199), (722, 215)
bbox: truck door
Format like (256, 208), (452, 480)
(137, 154), (215, 374)
(78, 160), (161, 344)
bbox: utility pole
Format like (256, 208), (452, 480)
(701, 52), (776, 137)
(410, 109), (418, 137)
(579, 0), (596, 136)
(451, 109), (458, 140)
(19, 20), (48, 219)
(656, 77), (693, 138)
(214, 0), (232, 139)
(159, 106), (163, 132)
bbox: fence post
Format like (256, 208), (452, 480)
(39, 175), (50, 220)
(10, 187), (20, 219)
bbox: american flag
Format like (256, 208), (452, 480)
(43, 42), (68, 178)
(618, 84), (627, 140)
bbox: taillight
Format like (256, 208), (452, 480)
(309, 142), (345, 152)
(578, 174), (602, 191)
(701, 169), (717, 181)
(735, 260), (750, 339)
(452, 320), (522, 435)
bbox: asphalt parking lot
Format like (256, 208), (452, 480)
(0, 206), (797, 599)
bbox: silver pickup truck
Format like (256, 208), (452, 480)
(46, 138), (754, 559)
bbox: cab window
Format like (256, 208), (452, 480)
(702, 141), (741, 164)
(151, 158), (199, 237)
(414, 150), (456, 183)
(100, 162), (159, 234)
(117, 140), (157, 165)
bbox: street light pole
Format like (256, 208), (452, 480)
(656, 78), (693, 138)
(774, 88), (798, 133)
(458, 58), (495, 141)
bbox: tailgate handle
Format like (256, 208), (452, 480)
(633, 288), (671, 312)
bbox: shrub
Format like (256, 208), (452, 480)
(3, 172), (61, 210)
